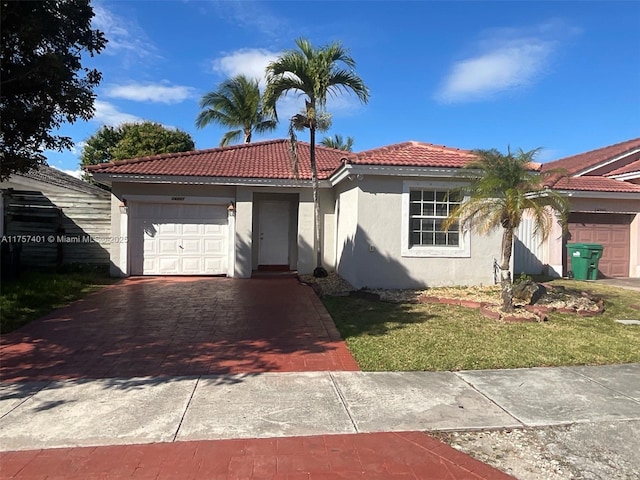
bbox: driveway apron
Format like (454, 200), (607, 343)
(0, 277), (358, 382)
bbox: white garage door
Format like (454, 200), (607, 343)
(131, 203), (228, 275)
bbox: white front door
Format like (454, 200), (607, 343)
(259, 201), (290, 265)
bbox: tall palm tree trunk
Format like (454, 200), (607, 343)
(309, 125), (326, 277)
(244, 129), (252, 143)
(500, 228), (515, 312)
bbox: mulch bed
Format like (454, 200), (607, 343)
(301, 274), (604, 323)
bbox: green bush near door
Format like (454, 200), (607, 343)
(567, 243), (604, 280)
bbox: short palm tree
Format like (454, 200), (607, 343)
(264, 38), (369, 277)
(444, 147), (568, 312)
(321, 134), (354, 152)
(195, 74), (277, 147)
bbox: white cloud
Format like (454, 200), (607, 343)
(212, 48), (280, 84)
(435, 20), (576, 103)
(52, 166), (83, 179)
(92, 4), (158, 61)
(92, 100), (143, 126)
(104, 82), (195, 104)
(210, 49), (365, 120)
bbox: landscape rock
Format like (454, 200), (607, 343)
(513, 280), (546, 305)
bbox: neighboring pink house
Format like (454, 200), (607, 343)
(515, 138), (640, 278)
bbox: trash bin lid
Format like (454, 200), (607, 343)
(567, 243), (603, 250)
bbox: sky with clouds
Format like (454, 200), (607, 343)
(46, 0), (640, 178)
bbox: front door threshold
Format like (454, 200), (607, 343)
(252, 267), (297, 278)
(257, 265), (291, 272)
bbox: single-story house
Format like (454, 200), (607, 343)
(88, 139), (506, 289)
(514, 138), (640, 278)
(1, 165), (111, 269)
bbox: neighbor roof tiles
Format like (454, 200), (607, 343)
(552, 176), (640, 193)
(542, 138), (640, 176)
(607, 158), (640, 176)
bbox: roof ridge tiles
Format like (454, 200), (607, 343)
(355, 140), (473, 158)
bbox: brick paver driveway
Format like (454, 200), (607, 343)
(0, 277), (358, 382)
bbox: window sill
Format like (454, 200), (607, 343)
(401, 246), (471, 258)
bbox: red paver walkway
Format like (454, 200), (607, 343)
(0, 277), (358, 382)
(0, 432), (514, 479)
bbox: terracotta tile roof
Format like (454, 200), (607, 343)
(607, 158), (640, 176)
(86, 139), (349, 180)
(541, 138), (640, 176)
(349, 141), (477, 168)
(552, 176), (640, 193)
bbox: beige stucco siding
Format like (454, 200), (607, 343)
(337, 176), (502, 289)
(335, 182), (360, 287)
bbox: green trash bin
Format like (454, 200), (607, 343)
(567, 243), (604, 280)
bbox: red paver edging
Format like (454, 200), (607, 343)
(0, 432), (515, 479)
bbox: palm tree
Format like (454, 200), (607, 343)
(264, 38), (369, 277)
(195, 74), (277, 147)
(444, 147), (568, 312)
(321, 134), (354, 152)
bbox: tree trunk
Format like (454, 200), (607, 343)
(244, 129), (251, 143)
(500, 228), (515, 312)
(309, 125), (326, 277)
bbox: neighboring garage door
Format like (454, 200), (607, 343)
(131, 203), (228, 275)
(567, 213), (632, 278)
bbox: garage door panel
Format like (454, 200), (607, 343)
(158, 223), (179, 235)
(181, 223), (202, 235)
(567, 213), (631, 278)
(158, 257), (179, 274)
(181, 238), (203, 254)
(204, 257), (225, 273)
(132, 202), (229, 276)
(158, 238), (180, 254)
(182, 257), (204, 275)
(204, 223), (226, 234)
(204, 238), (224, 254)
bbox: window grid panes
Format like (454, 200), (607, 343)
(409, 189), (461, 247)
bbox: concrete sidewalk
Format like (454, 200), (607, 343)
(1, 364), (638, 452)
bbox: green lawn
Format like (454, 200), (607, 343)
(1, 269), (115, 333)
(323, 280), (640, 371)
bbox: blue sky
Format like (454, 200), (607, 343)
(47, 0), (640, 177)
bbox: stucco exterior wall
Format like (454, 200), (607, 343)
(319, 189), (336, 270)
(337, 176), (502, 289)
(235, 186), (253, 278)
(335, 182), (359, 287)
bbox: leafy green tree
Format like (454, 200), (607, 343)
(0, 0), (107, 180)
(321, 134), (355, 152)
(81, 122), (195, 179)
(264, 38), (369, 277)
(444, 148), (568, 311)
(109, 122), (195, 160)
(195, 75), (277, 147)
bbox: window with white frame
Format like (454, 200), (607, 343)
(409, 189), (461, 247)
(401, 181), (469, 258)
